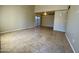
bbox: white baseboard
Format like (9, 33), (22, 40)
(65, 33), (76, 53)
(0, 26), (34, 34)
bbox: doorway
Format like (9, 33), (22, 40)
(35, 16), (41, 27)
(34, 11), (54, 30)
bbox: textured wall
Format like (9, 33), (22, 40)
(66, 6), (79, 52)
(54, 10), (67, 32)
(0, 5), (34, 33)
(42, 15), (54, 27)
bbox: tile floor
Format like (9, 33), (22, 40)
(0, 27), (73, 53)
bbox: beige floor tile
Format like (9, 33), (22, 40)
(0, 27), (73, 53)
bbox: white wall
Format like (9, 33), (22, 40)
(54, 10), (67, 32)
(42, 15), (54, 27)
(35, 5), (68, 13)
(0, 6), (2, 33)
(0, 6), (34, 33)
(66, 6), (79, 53)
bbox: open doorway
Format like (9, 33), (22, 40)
(35, 11), (54, 30)
(35, 16), (41, 27)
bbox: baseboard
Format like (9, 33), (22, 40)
(41, 26), (53, 28)
(65, 33), (76, 53)
(0, 26), (35, 34)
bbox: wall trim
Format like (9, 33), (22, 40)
(0, 26), (35, 34)
(65, 33), (76, 53)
